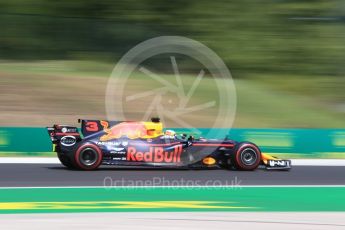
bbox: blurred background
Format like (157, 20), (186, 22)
(0, 0), (344, 128)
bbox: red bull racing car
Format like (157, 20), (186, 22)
(47, 118), (291, 171)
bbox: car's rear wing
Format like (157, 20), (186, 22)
(47, 125), (81, 151)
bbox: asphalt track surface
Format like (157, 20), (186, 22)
(1, 164), (345, 187)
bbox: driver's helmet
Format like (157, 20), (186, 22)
(164, 129), (176, 138)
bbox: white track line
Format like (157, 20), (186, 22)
(0, 158), (345, 166)
(0, 157), (59, 164)
(1, 212), (345, 230)
(0, 185), (345, 189)
(292, 159), (345, 166)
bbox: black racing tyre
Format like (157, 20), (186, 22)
(57, 152), (75, 169)
(232, 142), (261, 171)
(74, 143), (103, 170)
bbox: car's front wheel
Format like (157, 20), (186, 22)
(232, 142), (261, 170)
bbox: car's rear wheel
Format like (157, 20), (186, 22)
(232, 142), (261, 170)
(74, 144), (103, 170)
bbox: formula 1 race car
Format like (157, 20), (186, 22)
(47, 118), (291, 171)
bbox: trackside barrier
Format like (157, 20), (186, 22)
(0, 127), (345, 157)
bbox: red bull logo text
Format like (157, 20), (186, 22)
(127, 145), (183, 163)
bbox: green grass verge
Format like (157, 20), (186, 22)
(0, 187), (344, 213)
(0, 152), (54, 157)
